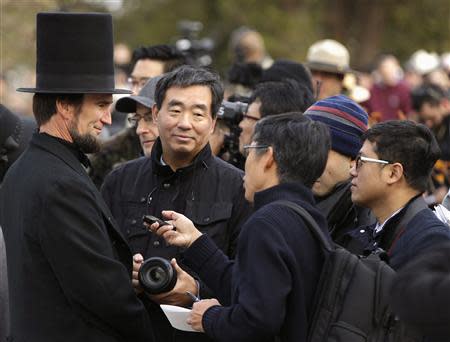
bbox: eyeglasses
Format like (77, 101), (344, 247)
(355, 155), (391, 171)
(127, 111), (153, 127)
(127, 76), (150, 90)
(242, 113), (260, 121)
(242, 144), (269, 157)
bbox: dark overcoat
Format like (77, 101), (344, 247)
(0, 133), (155, 342)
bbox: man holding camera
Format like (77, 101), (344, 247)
(101, 65), (251, 341)
(0, 13), (156, 342)
(115, 75), (163, 158)
(149, 113), (332, 341)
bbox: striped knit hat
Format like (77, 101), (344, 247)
(304, 95), (368, 158)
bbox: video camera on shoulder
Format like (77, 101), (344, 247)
(175, 20), (214, 67)
(217, 100), (248, 125)
(216, 100), (248, 168)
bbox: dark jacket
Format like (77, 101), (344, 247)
(0, 133), (155, 342)
(347, 196), (450, 270)
(182, 182), (330, 342)
(101, 138), (252, 342)
(89, 127), (142, 188)
(0, 227), (9, 342)
(315, 180), (375, 245)
(101, 138), (251, 261)
(391, 242), (450, 340)
(435, 115), (450, 161)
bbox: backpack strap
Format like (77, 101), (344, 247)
(274, 200), (333, 253)
(381, 195), (428, 253)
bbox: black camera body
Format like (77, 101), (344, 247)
(138, 257), (177, 295)
(175, 20), (214, 67)
(217, 100), (248, 169)
(217, 100), (247, 125)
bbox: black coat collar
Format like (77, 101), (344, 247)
(150, 137), (212, 177)
(30, 133), (125, 239)
(31, 133), (88, 177)
(40, 133), (91, 169)
(254, 182), (316, 211)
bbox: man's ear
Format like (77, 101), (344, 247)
(55, 99), (73, 120)
(210, 117), (217, 134)
(263, 146), (275, 170)
(152, 104), (159, 123)
(385, 162), (404, 185)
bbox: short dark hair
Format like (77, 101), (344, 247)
(227, 62), (263, 88)
(252, 112), (330, 187)
(411, 84), (446, 112)
(363, 120), (441, 192)
(249, 80), (314, 118)
(154, 65), (224, 118)
(32, 93), (84, 126)
(131, 44), (185, 73)
(260, 59), (314, 94)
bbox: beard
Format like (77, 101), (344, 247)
(68, 115), (101, 154)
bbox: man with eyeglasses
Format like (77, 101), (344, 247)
(146, 113), (332, 341)
(128, 45), (185, 95)
(115, 75), (162, 157)
(238, 79), (314, 156)
(346, 120), (450, 270)
(101, 65), (251, 342)
(304, 95), (375, 245)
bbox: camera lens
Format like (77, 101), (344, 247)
(138, 257), (177, 294)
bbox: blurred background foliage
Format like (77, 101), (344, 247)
(2, 0), (450, 76)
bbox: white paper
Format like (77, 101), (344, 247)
(160, 304), (199, 332)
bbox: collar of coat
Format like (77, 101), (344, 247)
(150, 137), (212, 177)
(40, 133), (91, 169)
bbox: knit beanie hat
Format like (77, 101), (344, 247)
(304, 95), (368, 158)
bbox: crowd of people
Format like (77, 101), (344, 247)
(1, 10), (450, 342)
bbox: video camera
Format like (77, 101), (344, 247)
(175, 20), (214, 67)
(216, 100), (248, 169)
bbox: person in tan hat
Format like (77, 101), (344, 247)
(306, 39), (351, 100)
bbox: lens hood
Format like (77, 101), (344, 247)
(138, 257), (177, 295)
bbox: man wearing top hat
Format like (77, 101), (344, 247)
(0, 12), (157, 342)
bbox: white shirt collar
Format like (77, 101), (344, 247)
(374, 207), (404, 234)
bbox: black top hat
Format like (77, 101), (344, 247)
(17, 12), (131, 95)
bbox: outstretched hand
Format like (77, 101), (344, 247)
(146, 210), (202, 248)
(149, 258), (199, 307)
